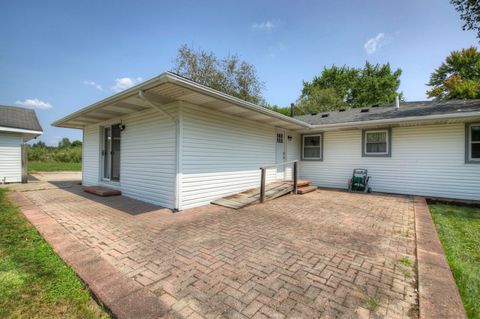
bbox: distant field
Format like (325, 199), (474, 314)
(28, 162), (82, 172)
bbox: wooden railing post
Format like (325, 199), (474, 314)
(293, 161), (298, 194)
(260, 168), (266, 203)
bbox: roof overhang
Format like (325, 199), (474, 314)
(0, 126), (43, 142)
(52, 72), (310, 131)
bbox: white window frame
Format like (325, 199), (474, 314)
(363, 129), (391, 157)
(302, 133), (323, 161)
(468, 123), (480, 163)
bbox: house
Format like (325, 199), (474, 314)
(0, 105), (43, 183)
(52, 72), (480, 210)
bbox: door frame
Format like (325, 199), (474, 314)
(275, 129), (287, 178)
(101, 123), (121, 183)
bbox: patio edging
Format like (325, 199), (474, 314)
(413, 196), (467, 319)
(8, 191), (169, 319)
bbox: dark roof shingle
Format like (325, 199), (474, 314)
(0, 105), (43, 132)
(294, 100), (480, 125)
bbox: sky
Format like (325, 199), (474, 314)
(0, 0), (477, 145)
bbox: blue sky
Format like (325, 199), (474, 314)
(0, 0), (477, 145)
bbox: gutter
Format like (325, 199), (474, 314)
(0, 126), (43, 135)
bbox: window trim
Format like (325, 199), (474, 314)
(465, 123), (480, 164)
(362, 128), (392, 157)
(301, 133), (323, 161)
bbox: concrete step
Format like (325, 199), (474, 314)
(274, 180), (312, 187)
(297, 186), (317, 194)
(84, 186), (121, 197)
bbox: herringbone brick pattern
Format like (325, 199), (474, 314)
(22, 187), (418, 318)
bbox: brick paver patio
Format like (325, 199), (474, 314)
(18, 183), (418, 318)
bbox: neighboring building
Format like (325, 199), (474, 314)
(0, 105), (43, 183)
(52, 72), (480, 210)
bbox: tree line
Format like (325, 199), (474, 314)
(28, 138), (82, 163)
(172, 0), (480, 115)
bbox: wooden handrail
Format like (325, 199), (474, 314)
(259, 160), (299, 203)
(259, 160), (299, 170)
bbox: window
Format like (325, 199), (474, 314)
(276, 133), (284, 143)
(362, 129), (391, 157)
(302, 134), (323, 160)
(466, 123), (480, 163)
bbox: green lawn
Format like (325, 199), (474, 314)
(0, 189), (108, 318)
(28, 162), (81, 172)
(429, 203), (480, 319)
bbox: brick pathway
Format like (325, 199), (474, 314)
(19, 186), (418, 318)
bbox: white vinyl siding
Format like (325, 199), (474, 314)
(179, 104), (279, 209)
(0, 133), (22, 183)
(82, 108), (177, 208)
(118, 109), (176, 208)
(82, 126), (100, 186)
(300, 123), (480, 201)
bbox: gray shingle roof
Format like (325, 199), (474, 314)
(0, 105), (43, 132)
(294, 100), (480, 125)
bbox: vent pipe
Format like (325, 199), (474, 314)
(395, 96), (400, 110)
(290, 103), (295, 117)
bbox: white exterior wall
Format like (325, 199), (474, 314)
(82, 126), (100, 186)
(0, 133), (22, 183)
(300, 123), (480, 201)
(179, 104), (300, 209)
(82, 108), (177, 208)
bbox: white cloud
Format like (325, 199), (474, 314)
(251, 20), (276, 31)
(83, 80), (103, 91)
(364, 33), (385, 54)
(111, 77), (143, 93)
(15, 98), (52, 110)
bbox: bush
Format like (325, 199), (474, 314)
(28, 142), (82, 163)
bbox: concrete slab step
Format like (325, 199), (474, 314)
(84, 186), (121, 197)
(297, 186), (317, 194)
(273, 180), (312, 187)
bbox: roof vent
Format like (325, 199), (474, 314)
(311, 112), (318, 116)
(360, 108), (369, 113)
(321, 114), (329, 118)
(339, 108), (346, 112)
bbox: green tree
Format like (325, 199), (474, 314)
(427, 46), (480, 100)
(71, 140), (82, 147)
(295, 87), (347, 115)
(58, 137), (71, 148)
(301, 62), (402, 111)
(450, 0), (480, 39)
(173, 45), (264, 103)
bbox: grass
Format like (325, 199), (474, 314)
(363, 296), (380, 312)
(429, 203), (480, 319)
(0, 188), (108, 318)
(28, 162), (81, 172)
(398, 256), (413, 267)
